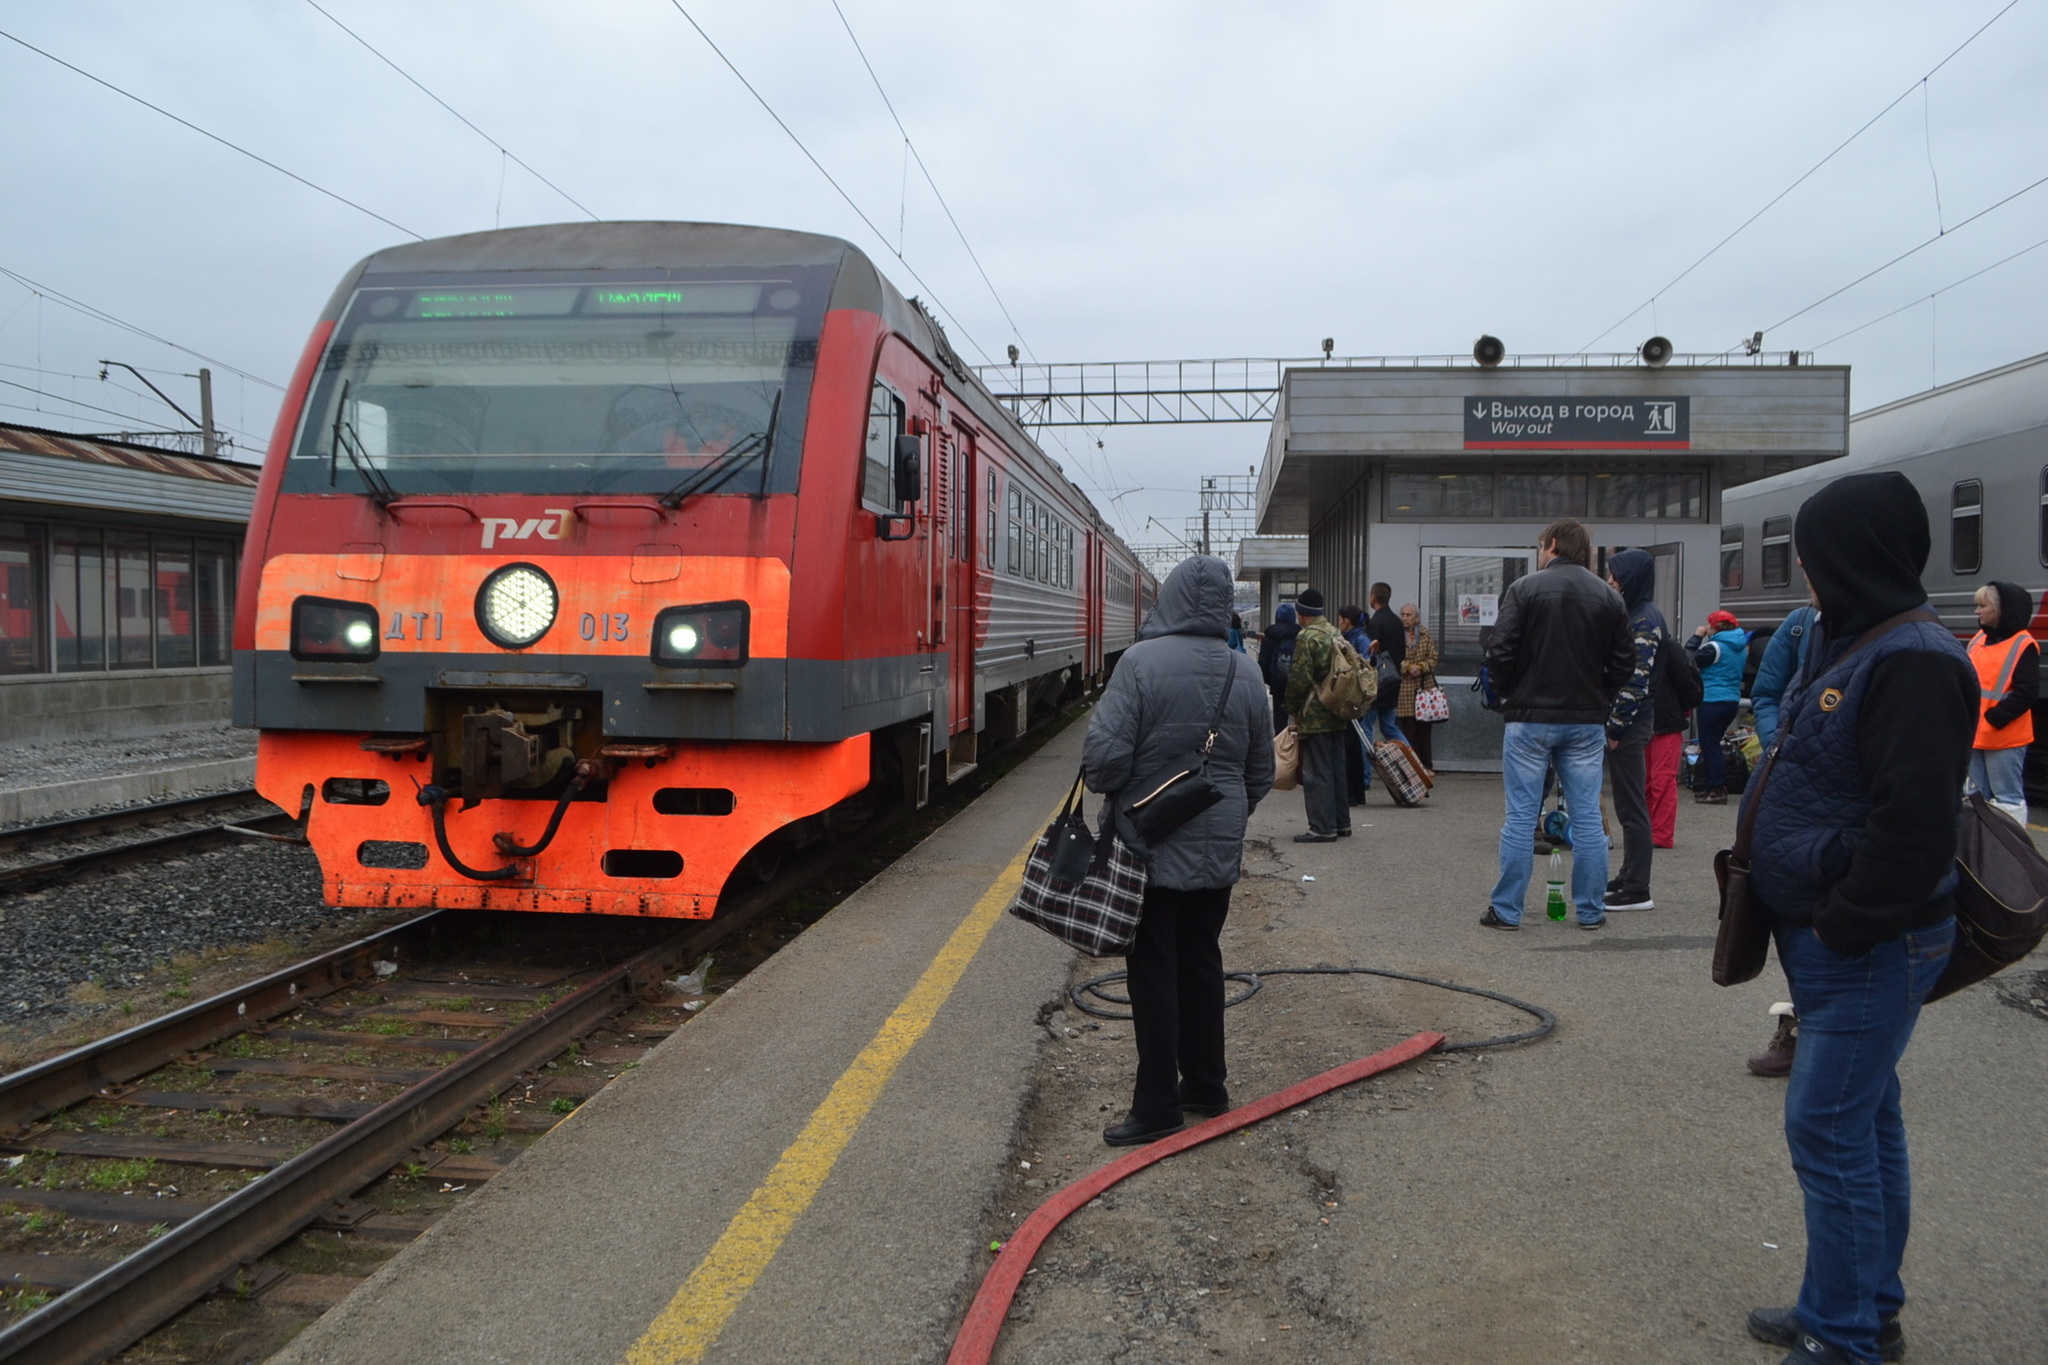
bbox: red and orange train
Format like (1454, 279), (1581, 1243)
(233, 222), (1153, 917)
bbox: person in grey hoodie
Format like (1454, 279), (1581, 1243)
(1084, 556), (1275, 1146)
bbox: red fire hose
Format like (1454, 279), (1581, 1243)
(945, 1029), (1446, 1365)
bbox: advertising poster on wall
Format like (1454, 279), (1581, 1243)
(1457, 593), (1499, 626)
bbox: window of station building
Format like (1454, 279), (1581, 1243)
(111, 533), (153, 668)
(0, 523), (234, 676)
(1497, 473), (1587, 519)
(1952, 480), (1983, 575)
(1761, 516), (1793, 589)
(1386, 470), (1493, 519)
(0, 521), (46, 676)
(1720, 525), (1743, 592)
(861, 383), (905, 512)
(1589, 471), (1702, 520)
(52, 527), (105, 671)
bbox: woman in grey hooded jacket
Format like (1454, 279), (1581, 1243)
(1083, 556), (1275, 1145)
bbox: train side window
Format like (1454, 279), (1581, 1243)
(2039, 467), (2048, 568)
(1719, 525), (1743, 592)
(1007, 489), (1021, 574)
(987, 472), (999, 568)
(861, 384), (904, 513)
(1952, 480), (1983, 575)
(1760, 517), (1792, 589)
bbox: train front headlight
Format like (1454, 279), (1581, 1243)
(291, 597), (381, 662)
(652, 601), (749, 666)
(476, 563), (558, 649)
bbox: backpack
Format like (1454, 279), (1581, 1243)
(1266, 639), (1296, 692)
(1316, 633), (1377, 720)
(1664, 628), (1704, 711)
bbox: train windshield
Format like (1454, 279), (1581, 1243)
(286, 271), (828, 497)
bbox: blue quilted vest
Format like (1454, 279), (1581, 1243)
(1746, 615), (1967, 919)
(1700, 628), (1748, 702)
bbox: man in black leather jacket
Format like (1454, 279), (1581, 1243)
(1479, 519), (1634, 929)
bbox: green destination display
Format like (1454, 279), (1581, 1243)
(406, 287), (579, 320)
(589, 284), (764, 314)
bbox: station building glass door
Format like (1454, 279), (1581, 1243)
(1421, 547), (1531, 768)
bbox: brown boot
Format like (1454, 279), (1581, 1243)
(1697, 786), (1728, 805)
(1747, 1010), (1797, 1077)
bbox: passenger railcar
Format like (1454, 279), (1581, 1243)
(232, 222), (1151, 917)
(1721, 349), (2048, 784)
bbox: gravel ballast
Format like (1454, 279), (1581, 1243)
(0, 837), (367, 1024)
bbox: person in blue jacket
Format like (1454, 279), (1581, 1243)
(1751, 606), (1819, 749)
(1684, 609), (1749, 803)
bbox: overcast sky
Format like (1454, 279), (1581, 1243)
(3, 0), (2044, 548)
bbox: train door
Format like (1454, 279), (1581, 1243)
(947, 428), (975, 732)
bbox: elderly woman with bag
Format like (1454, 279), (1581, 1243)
(1083, 556), (1274, 1146)
(1396, 603), (1444, 776)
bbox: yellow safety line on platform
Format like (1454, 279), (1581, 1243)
(619, 806), (1053, 1365)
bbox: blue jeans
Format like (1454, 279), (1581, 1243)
(1776, 918), (1954, 1364)
(1489, 722), (1608, 924)
(1967, 746), (2028, 823)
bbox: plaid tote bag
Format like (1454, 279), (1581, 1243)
(1010, 767), (1148, 956)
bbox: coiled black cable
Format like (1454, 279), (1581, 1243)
(1069, 965), (1556, 1052)
(417, 785), (520, 882)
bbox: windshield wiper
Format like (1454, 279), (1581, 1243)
(658, 389), (782, 510)
(328, 379), (399, 506)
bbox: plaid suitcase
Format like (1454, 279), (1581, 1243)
(1354, 723), (1429, 807)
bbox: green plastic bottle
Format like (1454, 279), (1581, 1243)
(1545, 851), (1568, 921)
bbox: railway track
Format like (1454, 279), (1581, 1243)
(0, 791), (296, 897)
(0, 810), (896, 1365)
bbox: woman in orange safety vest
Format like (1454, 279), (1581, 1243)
(1967, 580), (2039, 824)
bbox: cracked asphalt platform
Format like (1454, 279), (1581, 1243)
(272, 721), (2048, 1365)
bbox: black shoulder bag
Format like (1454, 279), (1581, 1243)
(1117, 646), (1238, 847)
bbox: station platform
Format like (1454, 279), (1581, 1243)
(273, 720), (1090, 1365)
(0, 722), (254, 826)
(271, 717), (2048, 1365)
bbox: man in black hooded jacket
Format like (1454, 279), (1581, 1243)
(1741, 472), (1975, 1365)
(1602, 549), (1664, 912)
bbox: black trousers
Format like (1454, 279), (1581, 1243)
(1605, 714), (1654, 899)
(1299, 728), (1350, 834)
(1124, 884), (1232, 1125)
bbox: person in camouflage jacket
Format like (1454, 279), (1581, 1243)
(1282, 589), (1349, 841)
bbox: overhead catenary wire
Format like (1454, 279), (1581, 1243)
(827, 0), (1033, 360)
(1750, 167), (2048, 342)
(659, 0), (993, 367)
(1576, 0), (2025, 354)
(302, 0), (600, 222)
(0, 266), (284, 391)
(662, 1), (1138, 538)
(1812, 228), (2048, 351)
(0, 25), (422, 241)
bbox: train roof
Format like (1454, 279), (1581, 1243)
(1726, 349), (2048, 507)
(333, 222), (1146, 578)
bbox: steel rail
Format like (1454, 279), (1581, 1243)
(0, 916), (707, 1365)
(0, 911), (445, 1136)
(0, 788), (267, 857)
(0, 811), (297, 896)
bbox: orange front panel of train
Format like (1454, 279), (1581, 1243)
(259, 730), (869, 917)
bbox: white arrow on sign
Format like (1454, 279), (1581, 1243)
(1471, 402), (1486, 419)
